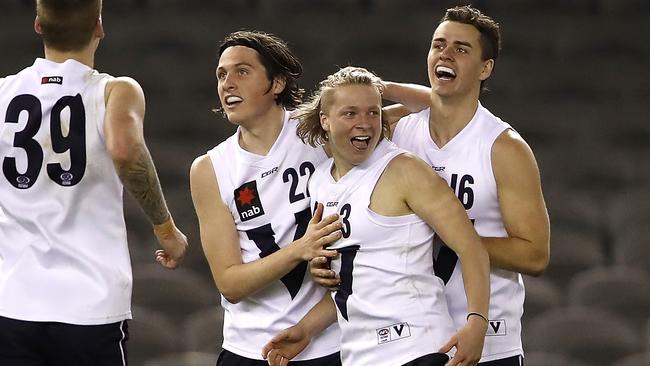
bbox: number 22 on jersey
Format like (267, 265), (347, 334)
(243, 162), (316, 299)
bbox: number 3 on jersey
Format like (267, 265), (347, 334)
(3, 94), (86, 189)
(331, 203), (355, 320)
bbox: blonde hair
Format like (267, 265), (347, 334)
(294, 66), (388, 147)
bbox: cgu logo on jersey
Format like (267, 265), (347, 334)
(261, 167), (278, 178)
(234, 181), (265, 222)
(326, 201), (338, 207)
(41, 76), (63, 85)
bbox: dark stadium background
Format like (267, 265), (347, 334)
(2, 1), (649, 365)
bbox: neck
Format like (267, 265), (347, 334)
(428, 91), (480, 147)
(330, 160), (352, 182)
(238, 105), (285, 156)
(43, 45), (95, 68)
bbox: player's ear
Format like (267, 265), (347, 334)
(272, 76), (287, 95)
(94, 16), (105, 40)
(34, 16), (43, 35)
(320, 111), (330, 132)
(479, 59), (494, 81)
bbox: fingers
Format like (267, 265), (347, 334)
(155, 249), (179, 269)
(310, 202), (324, 224)
(319, 230), (342, 246)
(445, 354), (477, 366)
(437, 334), (456, 354)
(318, 249), (339, 258)
(310, 270), (340, 289)
(265, 349), (288, 366)
(310, 256), (330, 269)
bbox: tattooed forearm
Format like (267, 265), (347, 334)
(115, 144), (170, 225)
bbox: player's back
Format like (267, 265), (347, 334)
(0, 58), (131, 325)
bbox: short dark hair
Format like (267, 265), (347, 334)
(37, 0), (102, 52)
(218, 30), (304, 109)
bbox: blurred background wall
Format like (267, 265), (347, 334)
(2, 1), (649, 365)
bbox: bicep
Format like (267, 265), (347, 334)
(190, 156), (243, 280)
(400, 156), (478, 254)
(493, 131), (550, 248)
(104, 77), (146, 162)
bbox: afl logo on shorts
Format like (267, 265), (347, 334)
(234, 181), (265, 222)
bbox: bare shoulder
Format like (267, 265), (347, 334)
(381, 152), (440, 193)
(105, 76), (144, 102)
(492, 129), (541, 181)
(190, 154), (218, 187)
(493, 129), (534, 156)
(387, 152), (434, 178)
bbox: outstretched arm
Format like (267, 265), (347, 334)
(104, 77), (187, 268)
(190, 156), (342, 303)
(485, 130), (550, 276)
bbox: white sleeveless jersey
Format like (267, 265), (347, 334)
(310, 140), (455, 366)
(392, 104), (525, 362)
(0, 58), (131, 325)
(207, 112), (339, 360)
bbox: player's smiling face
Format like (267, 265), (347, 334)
(427, 21), (493, 98)
(216, 45), (282, 125)
(320, 84), (382, 178)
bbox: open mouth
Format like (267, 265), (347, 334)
(435, 66), (456, 81)
(224, 95), (243, 107)
(351, 135), (371, 149)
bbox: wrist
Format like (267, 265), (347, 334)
(467, 312), (489, 325)
(153, 215), (174, 237)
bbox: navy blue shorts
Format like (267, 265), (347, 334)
(480, 355), (524, 366)
(403, 352), (449, 366)
(216, 349), (340, 366)
(0, 316), (129, 366)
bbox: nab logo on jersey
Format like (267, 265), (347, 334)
(485, 319), (507, 336)
(41, 76), (63, 85)
(376, 322), (411, 344)
(234, 181), (265, 222)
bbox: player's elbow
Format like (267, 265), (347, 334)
(525, 241), (550, 277)
(219, 286), (246, 304)
(109, 141), (143, 167)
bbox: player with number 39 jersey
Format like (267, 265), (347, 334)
(0, 59), (131, 325)
(206, 112), (339, 360)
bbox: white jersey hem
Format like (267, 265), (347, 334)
(0, 309), (132, 325)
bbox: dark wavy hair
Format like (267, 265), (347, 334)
(218, 30), (304, 109)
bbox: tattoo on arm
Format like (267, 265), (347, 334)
(116, 144), (170, 225)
